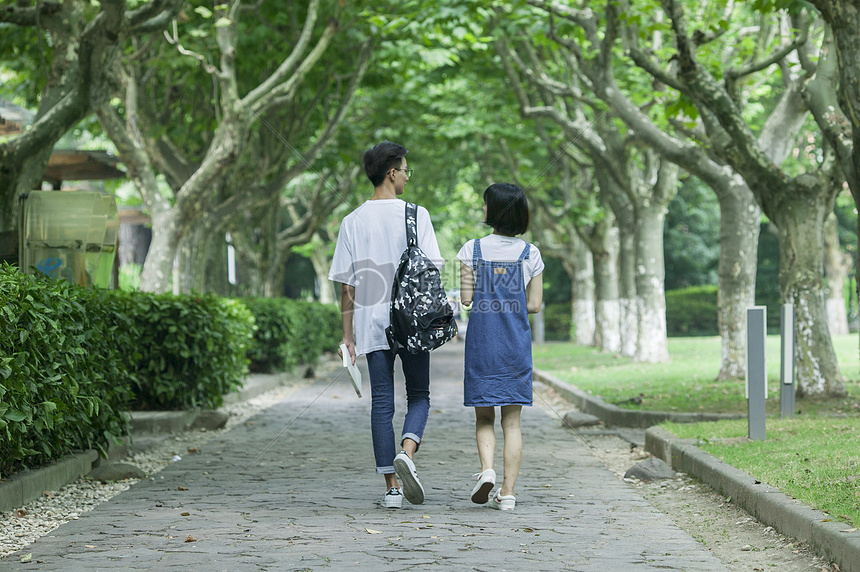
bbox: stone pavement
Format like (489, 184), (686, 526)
(1, 343), (727, 571)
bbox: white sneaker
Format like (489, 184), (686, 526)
(470, 469), (496, 504)
(393, 451), (425, 504)
(488, 492), (516, 511)
(382, 487), (403, 508)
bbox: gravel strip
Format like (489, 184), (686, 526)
(0, 362), (338, 559)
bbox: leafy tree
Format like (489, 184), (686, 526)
(511, 0), (771, 377)
(0, 0), (184, 231)
(98, 0), (371, 293)
(654, 0), (846, 396)
(497, 28), (679, 362)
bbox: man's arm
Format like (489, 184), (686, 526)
(339, 283), (357, 364)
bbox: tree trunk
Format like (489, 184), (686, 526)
(633, 201), (671, 363)
(715, 180), (761, 379)
(177, 225), (216, 295)
(0, 0), (131, 231)
(584, 216), (621, 352)
(0, 147), (53, 232)
(568, 233), (596, 346)
(140, 208), (180, 293)
(823, 211), (851, 335)
(772, 181), (845, 397)
(308, 241), (336, 304)
(606, 188), (638, 357)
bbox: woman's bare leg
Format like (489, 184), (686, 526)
(499, 405), (522, 496)
(474, 406), (496, 472)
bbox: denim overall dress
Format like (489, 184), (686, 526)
(464, 239), (533, 407)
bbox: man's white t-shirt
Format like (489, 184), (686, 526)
(456, 234), (545, 285)
(329, 199), (444, 355)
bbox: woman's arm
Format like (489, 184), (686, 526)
(460, 262), (474, 307)
(526, 272), (543, 314)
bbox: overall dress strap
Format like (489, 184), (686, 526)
(517, 243), (530, 262)
(471, 239), (483, 270)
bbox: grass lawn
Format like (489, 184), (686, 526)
(532, 335), (860, 415)
(532, 334), (860, 526)
(663, 418), (860, 527)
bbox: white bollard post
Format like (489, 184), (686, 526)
(780, 304), (795, 418)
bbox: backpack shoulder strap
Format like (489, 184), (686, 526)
(405, 203), (418, 247)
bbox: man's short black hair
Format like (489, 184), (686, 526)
(363, 141), (408, 187)
(483, 183), (530, 236)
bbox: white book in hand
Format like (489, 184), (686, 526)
(340, 344), (362, 397)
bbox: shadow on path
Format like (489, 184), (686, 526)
(3, 343), (727, 571)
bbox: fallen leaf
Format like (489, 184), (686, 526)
(20, 553), (31, 563)
(184, 535), (197, 542)
(423, 515), (431, 519)
(841, 528), (857, 533)
(822, 518), (832, 522)
(181, 512), (190, 516)
(43, 491), (55, 498)
(187, 448), (200, 454)
(365, 528), (382, 534)
(523, 528), (534, 532)
(178, 486), (189, 491)
(13, 509), (26, 518)
(85, 545), (96, 548)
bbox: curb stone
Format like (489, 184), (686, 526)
(646, 426), (860, 572)
(0, 451), (98, 513)
(0, 371), (302, 513)
(535, 368), (859, 572)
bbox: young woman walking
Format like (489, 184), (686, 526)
(457, 183), (544, 511)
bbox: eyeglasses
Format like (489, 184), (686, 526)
(392, 168), (414, 177)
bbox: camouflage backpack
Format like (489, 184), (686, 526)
(385, 203), (457, 353)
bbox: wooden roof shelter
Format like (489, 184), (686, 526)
(0, 116), (22, 136)
(1, 99), (125, 186)
(0, 99), (30, 136)
(42, 149), (126, 187)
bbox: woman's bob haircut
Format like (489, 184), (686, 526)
(483, 183), (529, 236)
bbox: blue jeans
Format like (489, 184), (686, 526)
(365, 349), (430, 474)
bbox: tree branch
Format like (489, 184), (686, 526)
(163, 20), (218, 74)
(0, 2), (62, 26)
(725, 20), (808, 82)
(661, 0), (787, 190)
(249, 19), (338, 114)
(127, 0), (185, 32)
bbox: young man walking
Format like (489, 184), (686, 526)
(329, 141), (444, 508)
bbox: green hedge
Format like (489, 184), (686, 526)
(243, 297), (341, 373)
(1, 263), (341, 477)
(666, 285), (719, 336)
(114, 291), (255, 411)
(0, 266), (132, 477)
(544, 302), (572, 341)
